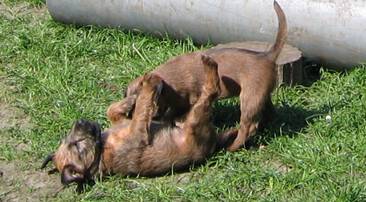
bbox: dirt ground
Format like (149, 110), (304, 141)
(0, 74), (62, 201)
(0, 3), (63, 200)
(0, 161), (61, 201)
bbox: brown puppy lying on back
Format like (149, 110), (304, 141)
(113, 1), (287, 151)
(41, 55), (236, 190)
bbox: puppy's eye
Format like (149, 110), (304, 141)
(75, 142), (87, 159)
(67, 141), (81, 153)
(75, 143), (81, 153)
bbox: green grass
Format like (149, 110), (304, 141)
(3, 0), (45, 6)
(1, 2), (366, 201)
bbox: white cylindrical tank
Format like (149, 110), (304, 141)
(47, 0), (366, 69)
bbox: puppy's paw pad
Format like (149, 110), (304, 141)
(142, 74), (163, 97)
(201, 54), (218, 68)
(143, 74), (162, 86)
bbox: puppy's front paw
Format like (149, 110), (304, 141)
(201, 54), (220, 97)
(142, 73), (163, 100)
(201, 54), (218, 69)
(142, 73), (162, 87)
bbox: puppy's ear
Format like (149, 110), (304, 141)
(40, 153), (54, 169)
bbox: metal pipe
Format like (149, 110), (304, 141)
(46, 0), (366, 69)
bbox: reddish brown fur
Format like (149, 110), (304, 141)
(41, 1), (287, 187)
(116, 1), (287, 151)
(103, 55), (222, 176)
(43, 55), (235, 186)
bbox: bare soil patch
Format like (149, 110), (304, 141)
(0, 75), (62, 201)
(0, 1), (47, 20)
(0, 161), (61, 202)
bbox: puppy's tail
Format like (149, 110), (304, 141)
(266, 1), (287, 62)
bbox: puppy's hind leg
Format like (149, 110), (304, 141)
(218, 99), (272, 151)
(226, 89), (266, 152)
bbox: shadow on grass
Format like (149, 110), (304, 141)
(70, 101), (325, 194)
(212, 102), (241, 130)
(213, 102), (324, 149)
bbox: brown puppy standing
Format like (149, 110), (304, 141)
(117, 1), (287, 151)
(41, 55), (236, 189)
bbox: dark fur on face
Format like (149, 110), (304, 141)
(42, 55), (236, 190)
(41, 120), (102, 190)
(41, 1), (287, 190)
(114, 1), (287, 151)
